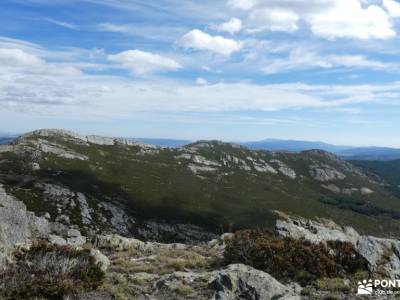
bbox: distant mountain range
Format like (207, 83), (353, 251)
(241, 139), (350, 153)
(338, 147), (400, 161)
(1, 135), (399, 161)
(133, 138), (192, 148)
(241, 139), (400, 161)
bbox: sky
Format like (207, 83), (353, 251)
(1, 0), (400, 146)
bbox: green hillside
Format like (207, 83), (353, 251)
(1, 129), (400, 240)
(352, 159), (400, 198)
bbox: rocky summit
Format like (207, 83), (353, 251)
(1, 129), (400, 299)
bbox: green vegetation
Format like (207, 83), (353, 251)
(0, 241), (105, 300)
(224, 230), (369, 286)
(352, 159), (400, 198)
(319, 196), (400, 219)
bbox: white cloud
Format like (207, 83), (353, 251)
(2, 37), (400, 134)
(44, 18), (78, 30)
(98, 23), (130, 33)
(108, 50), (182, 75)
(383, 0), (400, 17)
(227, 0), (256, 10)
(247, 8), (299, 33)
(215, 18), (242, 34)
(263, 48), (389, 74)
(196, 77), (209, 85)
(0, 48), (81, 76)
(0, 48), (43, 67)
(179, 29), (242, 56)
(229, 0), (397, 40)
(309, 0), (395, 40)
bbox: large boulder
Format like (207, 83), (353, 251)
(95, 234), (150, 252)
(150, 264), (300, 300)
(357, 236), (400, 278)
(89, 249), (110, 272)
(209, 264), (301, 300)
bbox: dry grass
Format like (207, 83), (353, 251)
(99, 243), (221, 300)
(315, 278), (351, 292)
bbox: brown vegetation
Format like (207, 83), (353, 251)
(224, 229), (369, 285)
(0, 241), (105, 300)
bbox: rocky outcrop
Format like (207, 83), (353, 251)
(309, 165), (346, 182)
(188, 164), (218, 174)
(321, 183), (341, 193)
(0, 184), (50, 247)
(19, 129), (158, 149)
(360, 187), (374, 195)
(0, 183), (92, 250)
(36, 183), (95, 227)
(275, 213), (400, 279)
(253, 162), (278, 174)
(270, 159), (297, 179)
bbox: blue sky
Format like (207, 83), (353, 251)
(1, 0), (400, 146)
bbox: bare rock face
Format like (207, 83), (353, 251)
(310, 165), (346, 182)
(0, 183), (90, 255)
(360, 187), (374, 195)
(275, 213), (400, 279)
(321, 183), (341, 193)
(253, 162), (278, 174)
(357, 236), (400, 278)
(270, 159), (296, 179)
(0, 184), (50, 247)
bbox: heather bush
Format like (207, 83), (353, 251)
(0, 241), (105, 300)
(224, 230), (369, 285)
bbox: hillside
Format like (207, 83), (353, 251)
(352, 159), (400, 198)
(1, 129), (400, 241)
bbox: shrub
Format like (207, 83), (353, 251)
(224, 230), (369, 285)
(327, 241), (369, 274)
(0, 241), (105, 300)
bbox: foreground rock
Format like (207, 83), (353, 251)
(2, 212), (400, 299)
(275, 212), (400, 279)
(95, 234), (301, 300)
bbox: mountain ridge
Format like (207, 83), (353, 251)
(2, 131), (400, 160)
(1, 129), (400, 241)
